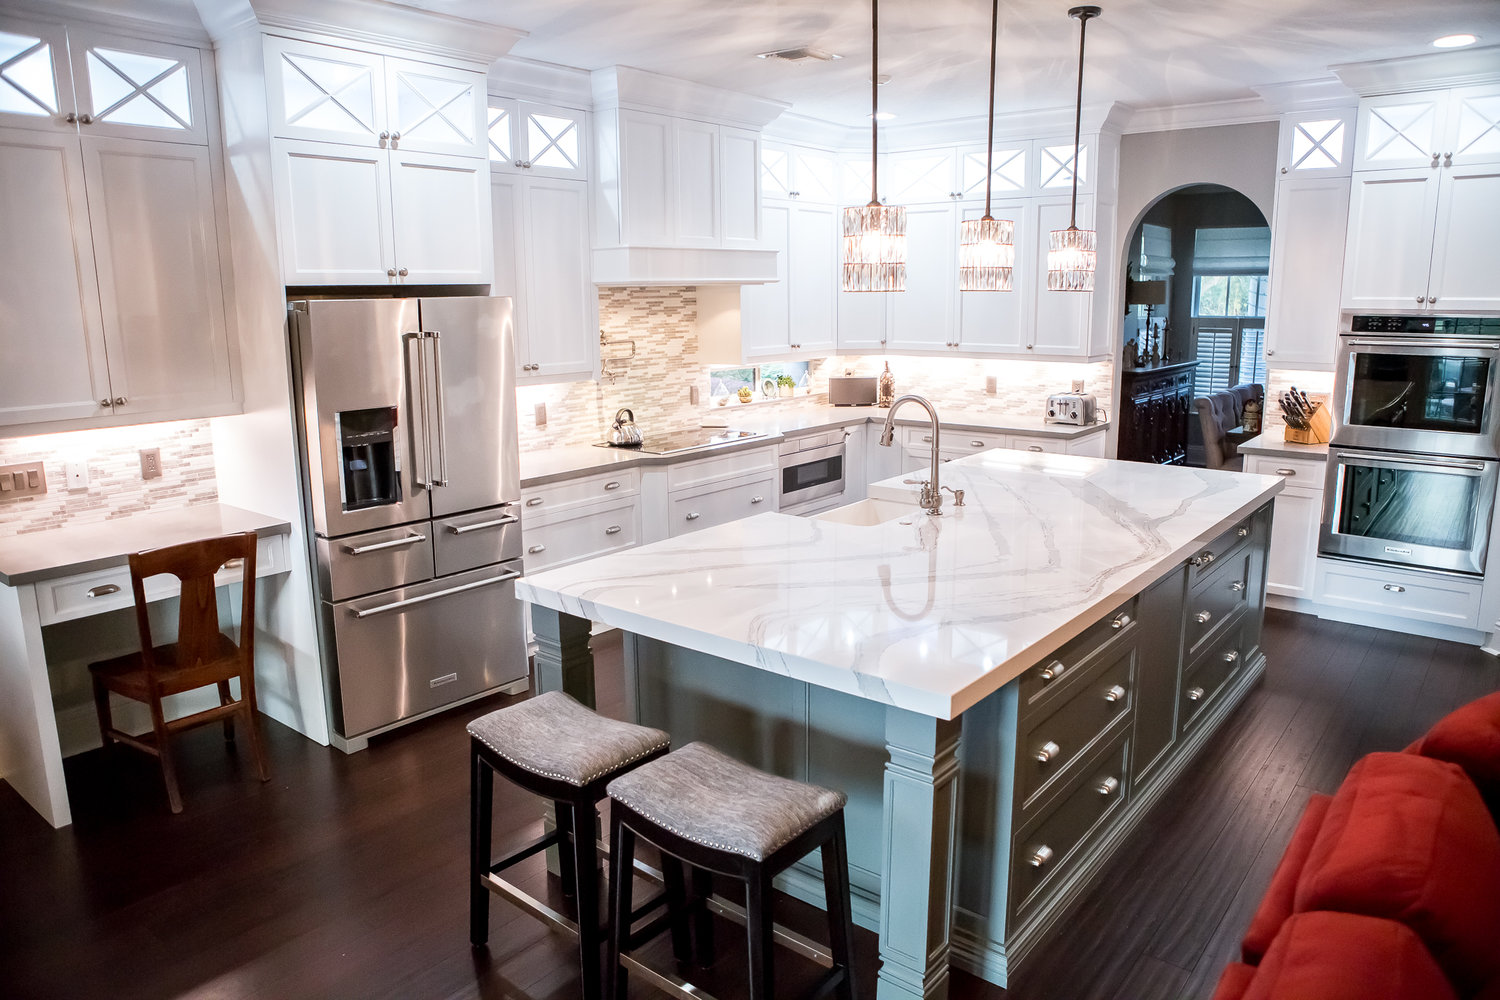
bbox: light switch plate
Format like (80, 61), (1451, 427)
(139, 448), (162, 480)
(0, 461), (47, 499)
(985, 375), (998, 395)
(534, 403), (547, 427)
(690, 385), (700, 405)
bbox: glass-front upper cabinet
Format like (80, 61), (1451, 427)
(1277, 110), (1354, 176)
(68, 27), (207, 144)
(0, 16), (74, 131)
(487, 98), (586, 179)
(960, 145), (1026, 200)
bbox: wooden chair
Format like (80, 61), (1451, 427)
(89, 531), (269, 813)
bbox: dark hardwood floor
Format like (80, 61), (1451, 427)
(2, 608), (1496, 1000)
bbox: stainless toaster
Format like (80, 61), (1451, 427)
(1046, 392), (1097, 425)
(829, 376), (878, 406)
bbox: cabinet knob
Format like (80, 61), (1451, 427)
(387, 268), (398, 277)
(1280, 166), (1288, 174)
(1111, 613), (1132, 630)
(1035, 740), (1061, 763)
(1103, 684), (1127, 704)
(1230, 581), (1245, 593)
(1417, 295), (1427, 304)
(65, 111), (78, 124)
(604, 525), (622, 535)
(79, 113), (93, 124)
(1026, 344), (1034, 350)
(750, 495), (764, 504)
(100, 398), (112, 408)
(380, 130), (390, 142)
(685, 512), (700, 520)
(390, 131), (401, 142)
(1028, 845), (1055, 868)
(1265, 348), (1274, 356)
(1096, 776), (1120, 797)
(1186, 686), (1205, 702)
(1195, 610), (1213, 624)
(1443, 152), (1452, 167)
(1236, 526), (1249, 537)
(398, 267), (409, 277)
(1384, 583), (1406, 593)
(1038, 660), (1065, 682)
(527, 544), (546, 554)
(112, 396), (127, 406)
(1223, 650), (1239, 664)
(1431, 152), (1441, 167)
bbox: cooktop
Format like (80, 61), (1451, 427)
(594, 429), (768, 456)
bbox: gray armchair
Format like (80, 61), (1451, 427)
(1194, 382), (1263, 471)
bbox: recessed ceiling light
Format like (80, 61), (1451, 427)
(1432, 33), (1478, 48)
(756, 46), (842, 62)
(868, 111), (896, 121)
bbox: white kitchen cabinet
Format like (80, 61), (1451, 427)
(1035, 136), (1094, 195)
(0, 15), (74, 133)
(383, 56), (486, 157)
(389, 147), (491, 283)
(673, 117), (719, 247)
(738, 203), (792, 355)
(956, 198), (1027, 353)
(887, 203), (959, 352)
(1428, 163), (1500, 311)
(523, 498), (639, 573)
(960, 144), (1028, 200)
(740, 199), (836, 358)
(491, 171), (596, 382)
(1030, 198), (1094, 356)
(884, 149), (958, 204)
(1277, 110), (1354, 176)
(836, 285), (889, 352)
(1264, 175), (1350, 370)
(1244, 454), (1324, 599)
(720, 125), (761, 247)
(1352, 87), (1500, 172)
(487, 100), (588, 180)
(668, 474), (778, 536)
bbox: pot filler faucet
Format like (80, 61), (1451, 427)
(878, 394), (965, 514)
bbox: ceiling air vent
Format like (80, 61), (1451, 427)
(756, 46), (842, 62)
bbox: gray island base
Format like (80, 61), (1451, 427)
(520, 451), (1283, 997)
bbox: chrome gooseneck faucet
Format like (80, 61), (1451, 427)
(878, 394), (964, 514)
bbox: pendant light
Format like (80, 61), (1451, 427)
(843, 0), (906, 293)
(959, 0), (1014, 291)
(1047, 5), (1100, 292)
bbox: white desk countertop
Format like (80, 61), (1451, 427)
(519, 451), (1282, 719)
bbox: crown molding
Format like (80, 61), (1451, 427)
(8, 0), (211, 43)
(229, 0), (524, 68)
(1114, 96), (1278, 134)
(489, 55), (593, 109)
(592, 67), (790, 131)
(1251, 77), (1358, 112)
(1332, 46), (1500, 96)
(766, 103), (1121, 152)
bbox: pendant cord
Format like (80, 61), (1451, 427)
(983, 0), (998, 220)
(1068, 10), (1090, 231)
(870, 0), (880, 207)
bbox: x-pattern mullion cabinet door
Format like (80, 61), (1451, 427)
(1449, 85), (1500, 167)
(265, 36), (387, 148)
(1354, 92), (1448, 171)
(0, 15), (76, 133)
(385, 57), (485, 157)
(67, 27), (208, 145)
(960, 145), (1027, 202)
(1035, 136), (1094, 196)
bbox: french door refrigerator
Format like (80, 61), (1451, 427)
(290, 297), (526, 750)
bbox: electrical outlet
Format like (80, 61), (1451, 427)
(985, 375), (997, 395)
(534, 403), (547, 427)
(690, 385), (700, 405)
(66, 460), (89, 491)
(139, 447), (162, 481)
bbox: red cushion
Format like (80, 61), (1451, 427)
(1210, 962), (1255, 1000)
(1294, 752), (1500, 994)
(1409, 691), (1500, 806)
(1240, 794), (1332, 964)
(1244, 911), (1457, 1000)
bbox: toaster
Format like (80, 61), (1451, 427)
(829, 376), (878, 406)
(1046, 392), (1097, 425)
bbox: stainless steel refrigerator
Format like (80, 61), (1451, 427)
(289, 297), (526, 751)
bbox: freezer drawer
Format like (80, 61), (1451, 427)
(318, 523), (435, 602)
(326, 560), (526, 737)
(434, 503), (522, 577)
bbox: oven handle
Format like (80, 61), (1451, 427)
(1345, 337), (1499, 352)
(350, 569), (521, 619)
(1339, 453), (1488, 474)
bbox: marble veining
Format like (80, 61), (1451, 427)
(518, 452), (1283, 719)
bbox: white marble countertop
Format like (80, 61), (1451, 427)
(520, 401), (1108, 486)
(518, 452), (1282, 719)
(1237, 434), (1329, 460)
(0, 504), (292, 586)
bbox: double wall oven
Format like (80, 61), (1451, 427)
(1320, 314), (1500, 576)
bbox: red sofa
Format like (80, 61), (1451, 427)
(1211, 692), (1500, 1000)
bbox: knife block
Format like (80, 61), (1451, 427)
(1283, 402), (1331, 444)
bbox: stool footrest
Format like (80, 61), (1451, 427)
(621, 952), (722, 1000)
(703, 893), (834, 968)
(490, 828), (564, 873)
(480, 871), (579, 937)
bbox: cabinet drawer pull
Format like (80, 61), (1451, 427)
(1236, 526), (1249, 537)
(921, 435), (933, 443)
(1223, 650), (1239, 664)
(86, 584), (121, 599)
(685, 512), (700, 521)
(1195, 610), (1212, 624)
(970, 440), (985, 448)
(1384, 583), (1405, 593)
(1274, 467), (1296, 476)
(1186, 686), (1205, 702)
(1028, 445), (1043, 452)
(1028, 845), (1055, 868)
(604, 525), (622, 535)
(525, 497), (544, 506)
(1038, 660), (1066, 682)
(222, 558), (245, 570)
(1103, 684), (1127, 704)
(1035, 740), (1061, 763)
(604, 481), (622, 491)
(344, 532), (426, 556)
(1230, 581), (1245, 593)
(1096, 776), (1120, 798)
(1111, 613), (1132, 630)
(527, 544), (546, 554)
(750, 495), (764, 504)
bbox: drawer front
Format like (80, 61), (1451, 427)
(1245, 454), (1325, 486)
(1315, 562), (1483, 629)
(38, 533), (289, 625)
(1011, 729), (1131, 921)
(1019, 596), (1139, 718)
(1179, 613), (1248, 734)
(906, 426), (1004, 453)
(1185, 548), (1251, 656)
(1008, 435), (1067, 455)
(522, 468), (640, 517)
(433, 503), (522, 577)
(523, 501), (639, 573)
(1017, 645), (1135, 811)
(1186, 515), (1254, 589)
(321, 523), (435, 602)
(668, 475), (777, 537)
(781, 428), (845, 455)
(666, 447), (778, 491)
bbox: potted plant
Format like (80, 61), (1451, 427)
(777, 375), (796, 398)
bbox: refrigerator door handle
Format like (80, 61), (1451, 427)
(427, 330), (450, 487)
(405, 332), (432, 488)
(350, 569), (522, 619)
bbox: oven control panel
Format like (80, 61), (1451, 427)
(1351, 315), (1500, 336)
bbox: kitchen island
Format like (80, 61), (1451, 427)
(518, 450), (1283, 998)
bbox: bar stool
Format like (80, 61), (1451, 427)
(603, 741), (857, 1000)
(468, 691), (670, 1000)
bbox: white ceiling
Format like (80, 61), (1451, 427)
(383, 0), (1500, 126)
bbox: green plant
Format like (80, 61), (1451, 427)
(776, 375), (796, 388)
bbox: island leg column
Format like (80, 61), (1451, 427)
(878, 707), (962, 1000)
(530, 606), (595, 708)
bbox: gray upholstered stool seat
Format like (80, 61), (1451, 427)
(467, 690), (669, 787)
(607, 741), (848, 862)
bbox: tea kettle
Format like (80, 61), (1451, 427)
(608, 407), (642, 447)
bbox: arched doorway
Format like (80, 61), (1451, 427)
(1117, 184), (1271, 466)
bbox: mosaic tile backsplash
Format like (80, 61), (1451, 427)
(0, 420), (217, 537)
(518, 287), (1117, 450)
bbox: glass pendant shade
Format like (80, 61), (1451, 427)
(1048, 226), (1096, 291)
(959, 217), (1015, 291)
(843, 204), (907, 292)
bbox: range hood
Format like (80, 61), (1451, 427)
(591, 68), (788, 286)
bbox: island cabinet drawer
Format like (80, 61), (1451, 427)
(668, 474), (777, 537)
(523, 501), (639, 573)
(1186, 515), (1255, 589)
(521, 469), (640, 517)
(1016, 644), (1136, 811)
(36, 532), (289, 626)
(1011, 728), (1131, 922)
(1184, 547), (1251, 657)
(1179, 612), (1248, 735)
(1018, 596), (1139, 719)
